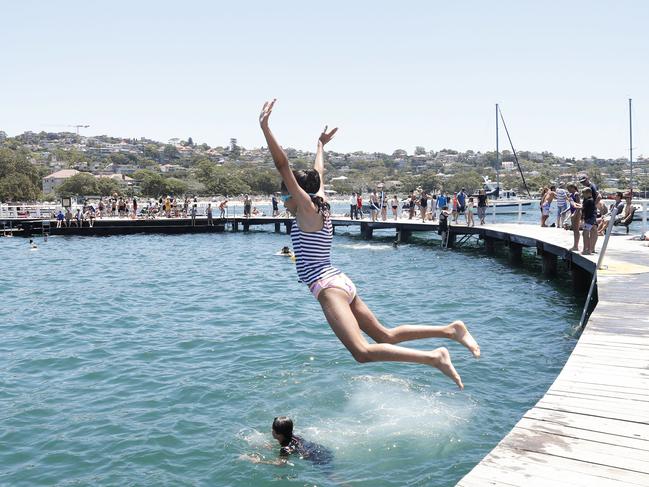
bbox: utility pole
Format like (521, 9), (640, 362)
(629, 98), (633, 194)
(495, 103), (500, 189)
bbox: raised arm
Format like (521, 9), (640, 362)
(259, 100), (311, 208)
(313, 126), (338, 196)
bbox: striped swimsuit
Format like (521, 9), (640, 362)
(290, 214), (356, 303)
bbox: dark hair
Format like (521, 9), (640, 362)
(280, 169), (330, 216)
(616, 192), (623, 198)
(272, 416), (293, 441)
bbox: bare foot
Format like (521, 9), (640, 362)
(431, 347), (463, 390)
(448, 320), (481, 358)
(581, 251), (591, 255)
(569, 247), (579, 251)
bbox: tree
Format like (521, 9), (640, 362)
(96, 177), (122, 196)
(187, 137), (194, 147)
(417, 170), (439, 192)
(163, 144), (180, 161)
(56, 173), (99, 197)
(414, 146), (427, 156)
(444, 170), (483, 193)
(0, 173), (41, 201)
(134, 169), (168, 197)
(164, 177), (188, 196)
(0, 147), (43, 201)
(144, 144), (160, 160)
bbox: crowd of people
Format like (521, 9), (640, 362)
(347, 188), (490, 226)
(538, 174), (636, 255)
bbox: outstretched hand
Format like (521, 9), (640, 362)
(259, 99), (276, 129)
(318, 125), (338, 146)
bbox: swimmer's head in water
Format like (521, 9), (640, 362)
(272, 416), (293, 443)
(281, 246), (290, 254)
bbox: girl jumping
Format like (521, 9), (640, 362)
(259, 100), (480, 389)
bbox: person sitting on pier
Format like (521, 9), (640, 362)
(260, 99), (479, 389)
(598, 192), (625, 235)
(56, 210), (65, 228)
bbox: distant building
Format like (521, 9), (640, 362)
(42, 169), (80, 194)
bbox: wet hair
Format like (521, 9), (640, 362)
(280, 169), (330, 216)
(616, 192), (623, 198)
(550, 185), (556, 191)
(272, 416), (293, 441)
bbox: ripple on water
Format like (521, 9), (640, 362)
(0, 232), (580, 486)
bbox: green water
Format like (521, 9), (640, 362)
(1, 231), (580, 486)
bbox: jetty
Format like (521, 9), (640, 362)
(3, 208), (649, 485)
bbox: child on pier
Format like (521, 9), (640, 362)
(259, 100), (480, 389)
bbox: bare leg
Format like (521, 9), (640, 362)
(590, 226), (598, 253)
(350, 296), (480, 358)
(318, 289), (463, 389)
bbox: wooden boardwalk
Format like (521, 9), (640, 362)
(457, 224), (649, 487)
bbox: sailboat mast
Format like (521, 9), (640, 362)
(495, 103), (500, 189)
(629, 98), (633, 194)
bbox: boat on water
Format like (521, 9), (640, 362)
(479, 176), (533, 208)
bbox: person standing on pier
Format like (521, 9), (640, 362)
(349, 193), (357, 219)
(272, 194), (279, 217)
(579, 175), (600, 203)
(456, 188), (467, 224)
(466, 197), (475, 227)
(390, 195), (399, 220)
(356, 193), (364, 219)
(581, 187), (597, 255)
(259, 99), (479, 389)
(207, 203), (213, 226)
(477, 189), (487, 225)
(567, 183), (582, 251)
(219, 199), (228, 218)
(436, 192), (447, 221)
(420, 191), (428, 222)
(244, 194), (252, 217)
(370, 190), (380, 222)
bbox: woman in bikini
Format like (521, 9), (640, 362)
(259, 99), (480, 389)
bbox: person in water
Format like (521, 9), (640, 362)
(259, 99), (480, 389)
(241, 417), (333, 467)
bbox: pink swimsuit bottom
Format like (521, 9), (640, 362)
(309, 273), (357, 304)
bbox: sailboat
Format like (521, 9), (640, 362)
(476, 104), (532, 209)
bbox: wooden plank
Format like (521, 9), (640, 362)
(525, 407), (649, 441)
(477, 447), (649, 486)
(549, 380), (649, 401)
(535, 397), (649, 424)
(499, 428), (649, 473)
(516, 417), (649, 451)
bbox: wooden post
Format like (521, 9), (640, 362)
(571, 265), (591, 294)
(243, 222), (249, 232)
(484, 237), (496, 255)
(508, 242), (523, 265)
(541, 251), (558, 277)
(360, 222), (373, 240)
(397, 229), (411, 243)
(445, 232), (456, 248)
(232, 221), (239, 232)
(274, 222), (281, 233)
(285, 221), (292, 234)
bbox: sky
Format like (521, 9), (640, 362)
(1, 0), (647, 159)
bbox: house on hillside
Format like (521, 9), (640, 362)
(42, 169), (80, 194)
